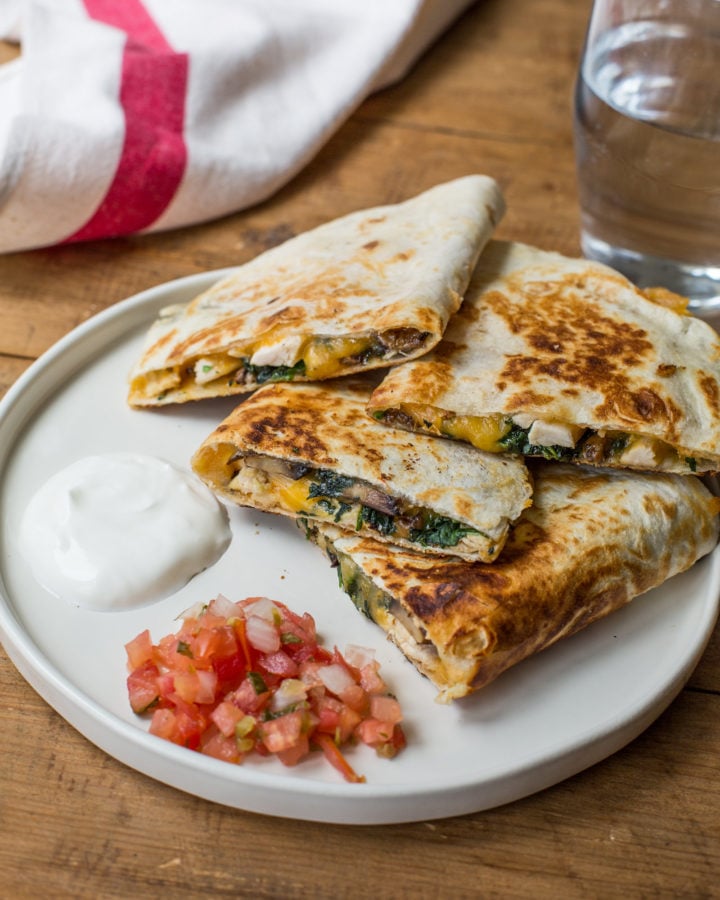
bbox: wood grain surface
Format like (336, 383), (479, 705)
(1, 1), (719, 897)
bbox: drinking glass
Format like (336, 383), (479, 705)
(573, 0), (720, 315)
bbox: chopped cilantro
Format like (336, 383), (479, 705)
(247, 671), (268, 694)
(280, 632), (302, 645)
(685, 456), (697, 472)
(262, 703), (301, 721)
(176, 640), (193, 658)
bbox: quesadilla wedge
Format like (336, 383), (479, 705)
(303, 462), (720, 701)
(191, 378), (532, 562)
(368, 240), (720, 475)
(127, 175), (504, 407)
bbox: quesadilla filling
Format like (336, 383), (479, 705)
(373, 404), (712, 473)
(139, 328), (430, 401)
(303, 523), (438, 664)
(229, 454), (490, 554)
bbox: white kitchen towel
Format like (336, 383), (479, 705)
(0, 0), (475, 254)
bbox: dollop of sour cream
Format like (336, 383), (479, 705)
(19, 453), (231, 611)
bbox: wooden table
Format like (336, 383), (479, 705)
(2, 1), (719, 895)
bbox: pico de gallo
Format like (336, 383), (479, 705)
(125, 594), (406, 783)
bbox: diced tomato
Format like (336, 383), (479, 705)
(275, 734), (310, 768)
(173, 669), (218, 705)
(355, 717), (395, 747)
(359, 661), (387, 695)
(210, 700), (245, 738)
(127, 661), (160, 713)
(200, 725), (243, 764)
(369, 695), (402, 725)
(315, 694), (343, 735)
(390, 724), (407, 754)
(125, 594), (406, 782)
(175, 711), (203, 750)
(292, 641), (333, 665)
(156, 672), (175, 703)
(258, 649), (299, 678)
(153, 634), (193, 673)
(125, 629), (154, 670)
(193, 623), (238, 665)
(212, 650), (247, 693)
(149, 708), (179, 741)
(338, 683), (369, 715)
(259, 710), (304, 753)
(231, 675), (271, 715)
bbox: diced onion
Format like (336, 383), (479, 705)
(246, 614), (281, 653)
(208, 593), (239, 619)
(243, 596), (279, 622)
(318, 663), (356, 697)
(271, 678), (308, 712)
(343, 644), (376, 669)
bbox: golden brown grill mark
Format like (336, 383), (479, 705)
(482, 277), (699, 431)
(241, 401), (335, 463)
(257, 305), (307, 332)
(144, 328), (178, 363)
(594, 387), (683, 429)
(698, 372), (720, 416)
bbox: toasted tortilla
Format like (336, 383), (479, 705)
(304, 462), (720, 701)
(191, 378), (532, 562)
(127, 176), (504, 407)
(367, 240), (720, 475)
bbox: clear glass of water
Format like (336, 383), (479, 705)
(573, 0), (720, 315)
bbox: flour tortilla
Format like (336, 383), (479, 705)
(368, 240), (720, 475)
(191, 378), (532, 562)
(128, 176), (504, 407)
(304, 462), (720, 701)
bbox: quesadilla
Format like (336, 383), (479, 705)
(303, 461), (720, 701)
(191, 378), (532, 562)
(367, 240), (720, 475)
(127, 175), (504, 407)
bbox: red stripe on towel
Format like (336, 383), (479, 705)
(64, 0), (188, 242)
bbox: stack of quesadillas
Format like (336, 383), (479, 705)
(128, 178), (720, 702)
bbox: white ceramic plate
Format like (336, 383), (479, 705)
(1, 271), (718, 825)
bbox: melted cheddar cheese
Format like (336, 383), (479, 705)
(399, 403), (511, 452)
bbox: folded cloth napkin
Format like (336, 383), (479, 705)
(0, 0), (475, 254)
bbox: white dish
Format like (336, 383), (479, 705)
(1, 271), (718, 825)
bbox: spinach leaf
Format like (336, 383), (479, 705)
(356, 505), (396, 536)
(307, 470), (354, 499)
(409, 513), (480, 548)
(243, 358), (307, 384)
(497, 423), (530, 453)
(497, 423), (575, 461)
